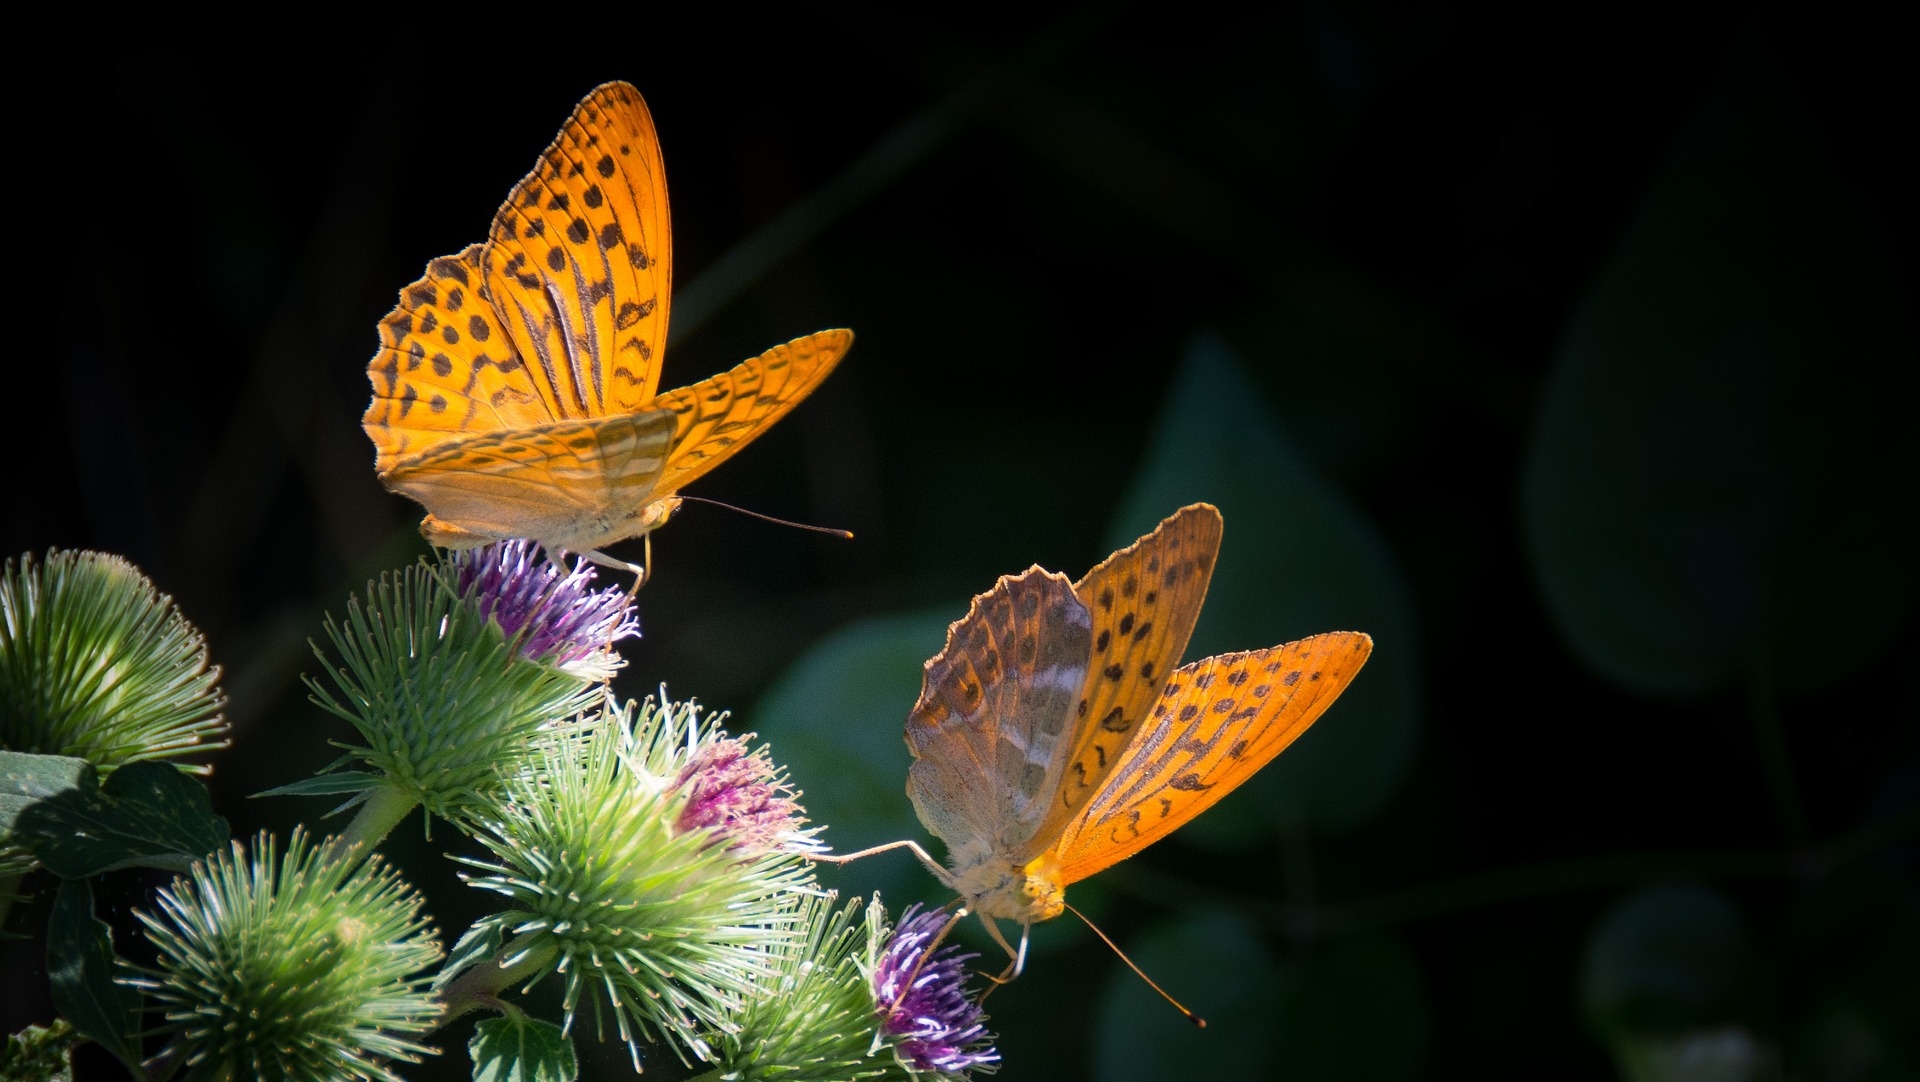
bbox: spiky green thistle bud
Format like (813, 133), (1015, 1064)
(443, 694), (817, 1070)
(120, 828), (443, 1082)
(696, 893), (913, 1082)
(2, 549), (228, 883)
(304, 558), (605, 829)
(0, 549), (226, 768)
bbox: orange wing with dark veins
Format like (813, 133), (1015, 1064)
(905, 568), (1093, 863)
(649, 329), (853, 497)
(1011, 503), (1223, 860)
(1049, 631), (1373, 884)
(363, 245), (553, 474)
(484, 81), (671, 419)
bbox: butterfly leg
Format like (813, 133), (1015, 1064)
(580, 543), (649, 593)
(810, 838), (948, 882)
(975, 920), (1030, 1001)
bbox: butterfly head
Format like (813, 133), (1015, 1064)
(952, 851), (1067, 925)
(639, 496), (682, 534)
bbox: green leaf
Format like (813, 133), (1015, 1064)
(0, 751), (91, 839)
(1609, 1028), (1780, 1082)
(1265, 935), (1430, 1082)
(1582, 885), (1754, 1039)
(470, 1014), (577, 1082)
(16, 760), (228, 877)
(252, 772), (382, 799)
(1092, 909), (1278, 1081)
(1522, 39), (1920, 697)
(47, 879), (144, 1080)
(1108, 335), (1422, 833)
(751, 609), (955, 906)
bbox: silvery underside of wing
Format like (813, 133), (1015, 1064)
(380, 410), (677, 545)
(904, 567), (1093, 869)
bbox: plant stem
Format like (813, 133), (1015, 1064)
(325, 783), (420, 869)
(434, 938), (559, 1027)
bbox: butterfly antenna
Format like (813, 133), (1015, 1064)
(676, 496), (854, 538)
(1064, 902), (1207, 1028)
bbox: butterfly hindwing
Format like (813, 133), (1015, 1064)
(906, 569), (1092, 866)
(364, 245), (551, 474)
(1049, 631), (1373, 884)
(1010, 504), (1223, 859)
(649, 329), (854, 497)
(379, 412), (677, 544)
(485, 81), (671, 420)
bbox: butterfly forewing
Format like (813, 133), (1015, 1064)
(649, 329), (853, 495)
(1017, 505), (1223, 857)
(485, 82), (671, 420)
(364, 245), (552, 473)
(906, 569), (1093, 864)
(1049, 631), (1373, 883)
(380, 413), (677, 543)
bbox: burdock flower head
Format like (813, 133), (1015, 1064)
(303, 557), (605, 832)
(442, 694), (817, 1070)
(0, 549), (227, 769)
(449, 540), (639, 681)
(871, 905), (1000, 1078)
(121, 828), (443, 1082)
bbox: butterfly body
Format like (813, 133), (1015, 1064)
(901, 504), (1371, 958)
(364, 83), (851, 574)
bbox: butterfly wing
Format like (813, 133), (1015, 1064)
(1008, 504), (1223, 860)
(378, 412), (678, 545)
(905, 568), (1093, 868)
(484, 81), (671, 419)
(364, 245), (557, 474)
(1048, 631), (1373, 884)
(645, 329), (853, 498)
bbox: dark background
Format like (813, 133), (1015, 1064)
(4, 5), (1915, 1080)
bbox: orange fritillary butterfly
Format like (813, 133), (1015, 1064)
(871, 503), (1370, 968)
(363, 82), (852, 580)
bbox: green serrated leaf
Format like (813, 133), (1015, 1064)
(0, 752), (92, 839)
(1108, 335), (1422, 833)
(252, 772), (382, 799)
(1522, 38), (1920, 697)
(469, 1015), (577, 1082)
(47, 879), (144, 1080)
(17, 761), (228, 877)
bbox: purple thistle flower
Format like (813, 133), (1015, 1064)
(450, 541), (639, 680)
(873, 905), (1000, 1077)
(672, 736), (812, 855)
